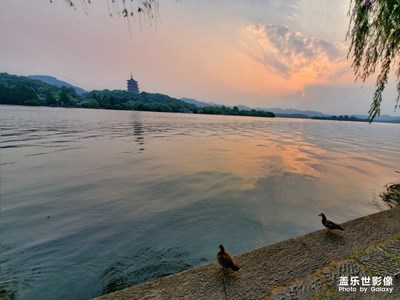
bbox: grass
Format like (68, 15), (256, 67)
(381, 182), (400, 208)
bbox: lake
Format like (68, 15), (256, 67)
(1, 105), (399, 300)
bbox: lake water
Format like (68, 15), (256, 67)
(1, 105), (399, 300)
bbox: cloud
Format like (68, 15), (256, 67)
(244, 24), (348, 84)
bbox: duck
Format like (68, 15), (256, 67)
(217, 245), (240, 271)
(319, 213), (344, 231)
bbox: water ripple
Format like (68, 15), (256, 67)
(1, 106), (399, 300)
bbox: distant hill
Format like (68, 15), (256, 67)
(29, 75), (87, 95)
(0, 72), (80, 107)
(180, 99), (329, 118)
(237, 105), (252, 111)
(354, 114), (400, 123)
(0, 72), (274, 118)
(181, 98), (257, 112)
(2, 72), (398, 122)
(180, 98), (220, 107)
(84, 90), (197, 112)
(275, 113), (311, 118)
(0, 73), (57, 92)
(181, 98), (400, 122)
(265, 107), (328, 118)
(0, 73), (198, 111)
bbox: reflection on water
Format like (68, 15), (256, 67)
(1, 105), (399, 299)
(132, 117), (145, 152)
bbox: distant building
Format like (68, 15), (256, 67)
(127, 74), (139, 93)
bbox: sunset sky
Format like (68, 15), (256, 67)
(1, 0), (399, 116)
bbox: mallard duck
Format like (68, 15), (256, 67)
(319, 213), (344, 231)
(217, 245), (240, 271)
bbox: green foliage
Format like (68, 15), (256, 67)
(81, 89), (275, 117)
(199, 105), (274, 118)
(82, 99), (99, 109)
(57, 0), (159, 25)
(0, 73), (77, 107)
(45, 91), (58, 106)
(381, 182), (400, 208)
(0, 72), (275, 119)
(82, 90), (198, 113)
(0, 283), (17, 300)
(311, 115), (368, 122)
(0, 82), (40, 106)
(59, 87), (77, 107)
(347, 0), (400, 121)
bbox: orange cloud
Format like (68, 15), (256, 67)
(242, 24), (348, 90)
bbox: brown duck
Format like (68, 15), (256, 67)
(217, 245), (240, 271)
(319, 213), (344, 231)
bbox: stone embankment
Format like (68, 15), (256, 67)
(95, 206), (400, 300)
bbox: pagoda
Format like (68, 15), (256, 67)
(127, 74), (139, 93)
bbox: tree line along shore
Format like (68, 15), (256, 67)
(0, 73), (275, 118)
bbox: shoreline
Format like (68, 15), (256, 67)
(95, 206), (400, 299)
(2, 104), (400, 124)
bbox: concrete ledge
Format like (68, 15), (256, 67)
(95, 206), (400, 300)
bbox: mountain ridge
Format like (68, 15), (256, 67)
(179, 98), (400, 122)
(28, 75), (87, 95)
(2, 72), (399, 122)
